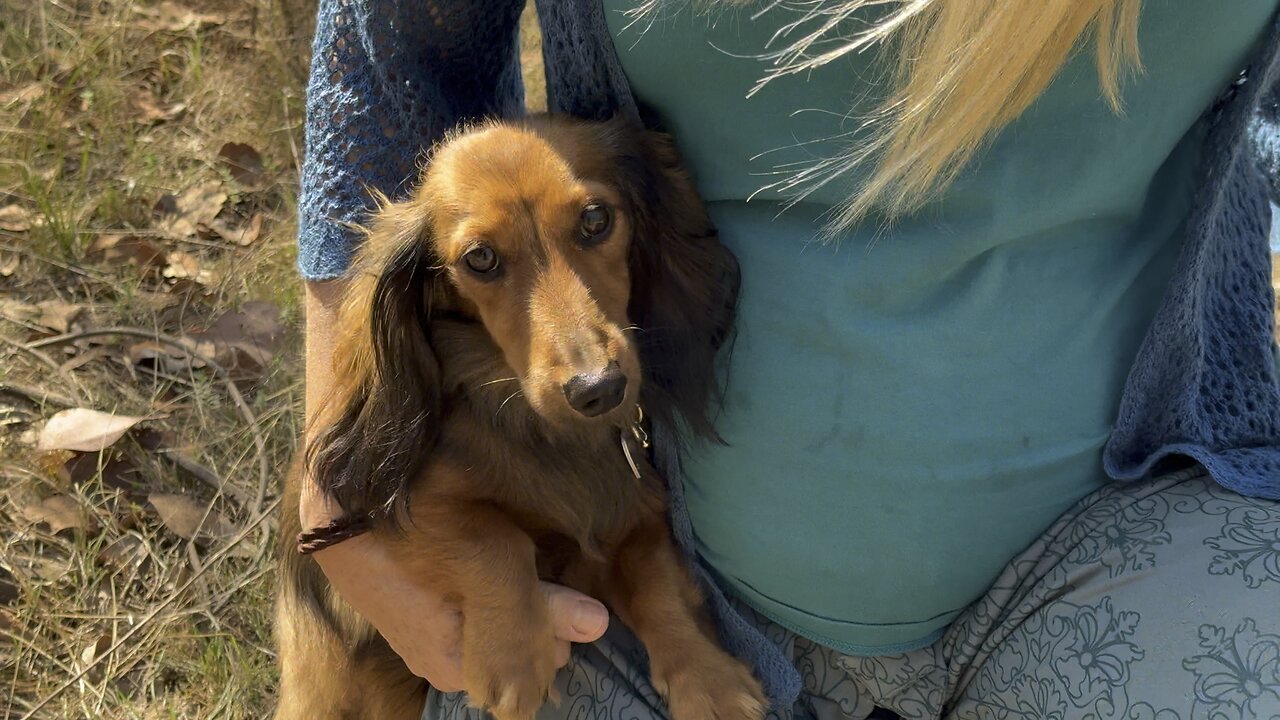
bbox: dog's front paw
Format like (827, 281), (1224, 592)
(657, 651), (767, 720)
(462, 622), (561, 720)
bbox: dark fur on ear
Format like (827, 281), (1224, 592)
(607, 119), (741, 444)
(305, 203), (445, 524)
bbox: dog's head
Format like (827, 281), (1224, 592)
(421, 121), (644, 425)
(308, 115), (739, 520)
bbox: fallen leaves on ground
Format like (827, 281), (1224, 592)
(193, 300), (284, 375)
(123, 300), (284, 380)
(97, 535), (147, 569)
(0, 82), (46, 109)
(37, 408), (154, 453)
(147, 493), (234, 544)
(162, 250), (219, 288)
(156, 182), (226, 239)
(36, 300), (83, 333)
(0, 204), (33, 232)
(0, 297), (83, 332)
(59, 451), (145, 495)
(79, 633), (112, 666)
(19, 494), (92, 534)
(218, 143), (265, 187)
(129, 88), (187, 125)
(202, 212), (263, 246)
(86, 234), (168, 275)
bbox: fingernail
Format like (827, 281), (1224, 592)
(571, 600), (608, 636)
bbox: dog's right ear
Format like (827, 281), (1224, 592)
(305, 197), (444, 525)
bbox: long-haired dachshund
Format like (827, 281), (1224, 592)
(274, 115), (766, 720)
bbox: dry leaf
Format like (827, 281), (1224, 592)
(198, 300), (284, 353)
(218, 142), (265, 186)
(0, 83), (46, 108)
(60, 452), (144, 495)
(77, 633), (113, 681)
(148, 493), (234, 543)
(86, 234), (167, 274)
(191, 301), (284, 377)
(79, 634), (112, 667)
(20, 494), (89, 533)
(35, 300), (83, 333)
(98, 535), (147, 569)
(0, 204), (32, 232)
(0, 251), (19, 276)
(202, 212), (263, 246)
(137, 2), (227, 32)
(11, 552), (67, 583)
(0, 567), (18, 605)
(163, 277), (209, 297)
(162, 250), (199, 278)
(157, 182), (226, 238)
(129, 88), (187, 125)
(127, 337), (211, 376)
(0, 297), (39, 324)
(37, 408), (152, 452)
(163, 251), (219, 286)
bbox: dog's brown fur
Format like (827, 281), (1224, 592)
(274, 115), (763, 720)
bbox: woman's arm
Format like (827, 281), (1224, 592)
(297, 0), (529, 281)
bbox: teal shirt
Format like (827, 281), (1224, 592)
(604, 1), (1279, 653)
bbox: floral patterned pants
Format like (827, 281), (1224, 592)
(424, 468), (1280, 719)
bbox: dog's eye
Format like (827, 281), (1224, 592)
(579, 203), (612, 244)
(463, 246), (500, 275)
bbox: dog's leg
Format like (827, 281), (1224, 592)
(603, 520), (768, 720)
(399, 501), (562, 720)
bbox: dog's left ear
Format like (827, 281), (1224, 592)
(305, 197), (447, 525)
(611, 120), (741, 443)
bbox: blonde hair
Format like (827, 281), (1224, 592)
(633, 0), (1144, 231)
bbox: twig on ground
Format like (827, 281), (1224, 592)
(162, 450), (253, 506)
(0, 241), (108, 283)
(0, 335), (89, 404)
(0, 381), (76, 408)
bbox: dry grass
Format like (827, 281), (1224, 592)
(0, 0), (314, 716)
(0, 1), (543, 718)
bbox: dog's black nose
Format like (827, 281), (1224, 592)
(563, 363), (626, 417)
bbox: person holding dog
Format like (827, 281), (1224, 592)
(295, 1), (1280, 718)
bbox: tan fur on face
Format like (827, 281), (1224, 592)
(420, 124), (642, 427)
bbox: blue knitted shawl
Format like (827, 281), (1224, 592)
(297, 0), (1280, 706)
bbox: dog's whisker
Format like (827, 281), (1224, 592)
(622, 325), (644, 333)
(478, 376), (520, 388)
(495, 389), (523, 419)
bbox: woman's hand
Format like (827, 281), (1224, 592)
(308, 533), (609, 690)
(301, 280), (609, 689)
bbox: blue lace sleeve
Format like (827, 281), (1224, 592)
(297, 0), (527, 280)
